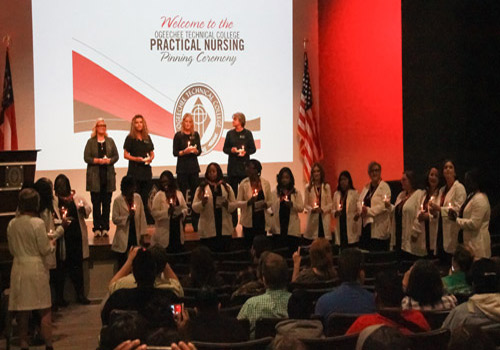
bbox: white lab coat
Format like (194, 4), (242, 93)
(412, 189), (440, 254)
(112, 193), (147, 253)
(304, 183), (333, 240)
(151, 190), (188, 248)
(390, 190), (426, 256)
(192, 183), (237, 239)
(456, 192), (491, 258)
(437, 180), (466, 254)
(269, 189), (304, 237)
(236, 177), (273, 229)
(358, 181), (392, 240)
(332, 189), (362, 245)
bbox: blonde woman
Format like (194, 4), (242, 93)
(83, 118), (119, 237)
(123, 114), (155, 224)
(173, 113), (202, 231)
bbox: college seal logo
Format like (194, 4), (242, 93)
(173, 83), (224, 155)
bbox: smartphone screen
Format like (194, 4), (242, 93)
(170, 303), (183, 316)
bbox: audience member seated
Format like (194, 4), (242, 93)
(100, 311), (147, 350)
(108, 245), (184, 297)
(346, 270), (430, 335)
(315, 248), (376, 322)
(402, 260), (457, 311)
(231, 251), (270, 299)
(237, 252), (291, 338)
(292, 238), (338, 283)
(443, 258), (500, 330)
(234, 235), (272, 288)
(355, 325), (412, 350)
(145, 327), (181, 347)
(112, 340), (196, 350)
(442, 244), (474, 296)
(271, 335), (307, 350)
(181, 246), (225, 288)
(179, 287), (248, 342)
(447, 324), (496, 350)
(101, 248), (177, 325)
(275, 289), (324, 341)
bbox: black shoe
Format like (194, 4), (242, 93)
(77, 295), (91, 305)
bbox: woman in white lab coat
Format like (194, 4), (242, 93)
(304, 163), (333, 243)
(112, 175), (148, 268)
(332, 170), (361, 249)
(236, 159), (273, 249)
(270, 167), (304, 251)
(389, 170), (425, 258)
(358, 161), (392, 251)
(192, 162), (236, 252)
(8, 189), (55, 350)
(448, 169), (491, 258)
(429, 160), (466, 263)
(151, 170), (188, 252)
(413, 167), (441, 256)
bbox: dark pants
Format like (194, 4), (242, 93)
(91, 190), (112, 231)
(229, 175), (246, 227)
(177, 172), (200, 231)
(136, 179), (154, 224)
(54, 253), (85, 302)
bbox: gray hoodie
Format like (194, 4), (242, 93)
(443, 293), (500, 330)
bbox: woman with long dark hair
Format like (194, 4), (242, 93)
(428, 160), (466, 263)
(151, 170), (188, 252)
(333, 170), (361, 249)
(414, 167), (441, 256)
(53, 174), (91, 304)
(270, 167), (304, 250)
(173, 113), (202, 231)
(304, 163), (333, 243)
(389, 170), (424, 259)
(111, 175), (148, 268)
(123, 114), (155, 224)
(192, 162), (236, 251)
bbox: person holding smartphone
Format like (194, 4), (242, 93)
(291, 238), (338, 283)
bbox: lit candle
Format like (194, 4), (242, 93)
(448, 202), (452, 209)
(429, 196), (434, 202)
(384, 194), (388, 201)
(313, 201), (319, 209)
(169, 198), (174, 205)
(61, 206), (67, 219)
(131, 203), (136, 211)
(187, 140), (191, 148)
(253, 188), (258, 197)
(338, 202), (343, 211)
(420, 204), (424, 212)
(284, 194), (289, 201)
(241, 145), (245, 151)
(79, 200), (84, 207)
(361, 201), (364, 207)
(204, 189), (209, 198)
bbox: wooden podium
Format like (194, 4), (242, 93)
(0, 150), (39, 291)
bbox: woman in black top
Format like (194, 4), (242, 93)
(223, 112), (256, 227)
(83, 118), (119, 237)
(123, 114), (155, 224)
(173, 113), (202, 232)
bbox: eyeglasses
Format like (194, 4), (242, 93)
(97, 124), (106, 127)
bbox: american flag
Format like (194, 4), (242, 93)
(0, 49), (18, 151)
(298, 52), (322, 182)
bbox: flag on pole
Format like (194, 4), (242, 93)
(0, 49), (18, 151)
(298, 52), (323, 183)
